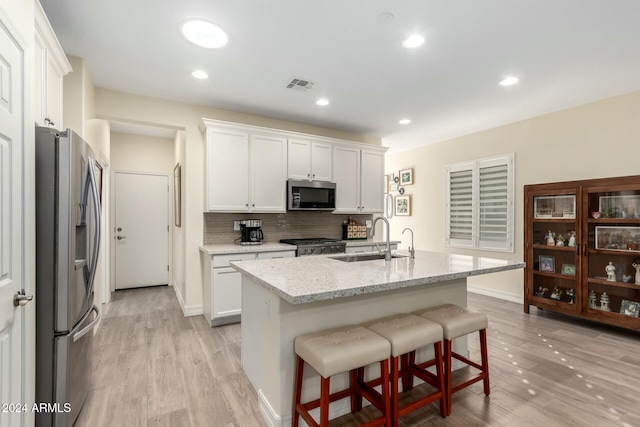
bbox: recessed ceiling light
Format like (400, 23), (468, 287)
(402, 35), (425, 49)
(499, 76), (520, 86)
(376, 12), (395, 25)
(316, 99), (329, 106)
(192, 70), (209, 79)
(180, 18), (229, 49)
(399, 119), (411, 125)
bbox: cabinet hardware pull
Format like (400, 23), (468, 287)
(217, 270), (238, 275)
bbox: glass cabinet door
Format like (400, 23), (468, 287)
(583, 185), (640, 325)
(526, 191), (580, 313)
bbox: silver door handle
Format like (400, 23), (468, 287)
(73, 305), (100, 342)
(14, 290), (33, 307)
(117, 236), (126, 240)
(83, 157), (101, 297)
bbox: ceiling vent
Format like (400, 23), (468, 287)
(286, 77), (315, 91)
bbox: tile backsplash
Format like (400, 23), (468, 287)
(203, 212), (373, 245)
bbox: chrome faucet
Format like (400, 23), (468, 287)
(371, 216), (392, 261)
(402, 227), (415, 258)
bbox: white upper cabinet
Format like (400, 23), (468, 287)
(360, 149), (385, 214)
(251, 134), (287, 211)
(333, 145), (386, 214)
(203, 123), (287, 213)
(202, 119), (386, 214)
(287, 139), (332, 181)
(205, 127), (250, 211)
(333, 145), (361, 213)
(34, 1), (72, 129)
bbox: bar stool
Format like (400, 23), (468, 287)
(415, 304), (490, 416)
(362, 313), (446, 427)
(292, 325), (391, 427)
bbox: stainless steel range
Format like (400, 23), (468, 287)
(279, 238), (346, 256)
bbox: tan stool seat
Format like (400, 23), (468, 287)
(295, 325), (390, 378)
(363, 313), (447, 425)
(414, 303), (490, 417)
(415, 303), (488, 340)
(293, 325), (392, 427)
(362, 313), (442, 357)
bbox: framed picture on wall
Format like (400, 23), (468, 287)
(395, 195), (411, 216)
(174, 163), (181, 227)
(399, 168), (414, 185)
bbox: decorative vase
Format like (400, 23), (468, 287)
(605, 262), (616, 282)
(588, 290), (597, 309)
(633, 262), (640, 285)
(600, 292), (611, 311)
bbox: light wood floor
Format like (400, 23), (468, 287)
(75, 286), (640, 427)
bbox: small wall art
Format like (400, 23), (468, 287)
(395, 195), (411, 216)
(399, 168), (414, 185)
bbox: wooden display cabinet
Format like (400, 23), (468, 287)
(524, 176), (640, 331)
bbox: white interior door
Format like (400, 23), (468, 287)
(0, 15), (29, 426)
(114, 172), (169, 289)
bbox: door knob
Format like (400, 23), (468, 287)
(117, 235), (126, 240)
(117, 227), (122, 231)
(14, 290), (33, 307)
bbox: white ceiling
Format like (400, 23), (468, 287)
(40, 0), (640, 153)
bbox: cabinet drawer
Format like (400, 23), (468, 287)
(257, 250), (296, 260)
(212, 253), (256, 268)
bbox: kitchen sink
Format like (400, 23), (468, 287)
(330, 253), (407, 262)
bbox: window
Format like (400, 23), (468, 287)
(445, 154), (514, 252)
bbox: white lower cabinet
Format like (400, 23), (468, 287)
(203, 250), (295, 326)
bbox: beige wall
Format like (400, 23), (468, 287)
(63, 55), (96, 138)
(95, 88), (382, 312)
(386, 89), (640, 302)
(110, 132), (174, 173)
(173, 131), (186, 303)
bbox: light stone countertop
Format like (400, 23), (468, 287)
(199, 243), (296, 255)
(343, 239), (401, 247)
(199, 239), (398, 255)
(231, 250), (525, 304)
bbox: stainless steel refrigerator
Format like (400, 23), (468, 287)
(35, 127), (102, 426)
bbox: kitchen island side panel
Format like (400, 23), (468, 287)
(241, 275), (468, 426)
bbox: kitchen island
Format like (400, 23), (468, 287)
(231, 250), (525, 427)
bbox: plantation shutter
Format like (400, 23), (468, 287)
(446, 164), (474, 247)
(478, 159), (512, 250)
(446, 154), (514, 252)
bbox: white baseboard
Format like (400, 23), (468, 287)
(173, 285), (203, 317)
(467, 285), (523, 304)
(258, 388), (354, 427)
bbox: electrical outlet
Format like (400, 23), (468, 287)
(366, 220), (372, 228)
(234, 220), (240, 231)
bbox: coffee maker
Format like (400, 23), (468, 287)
(239, 219), (264, 245)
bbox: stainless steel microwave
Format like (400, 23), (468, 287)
(287, 179), (336, 211)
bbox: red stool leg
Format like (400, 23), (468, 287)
(390, 356), (399, 427)
(433, 341), (446, 417)
(292, 355), (304, 427)
(380, 359), (391, 427)
(444, 339), (453, 416)
(319, 376), (330, 427)
(349, 369), (358, 413)
(480, 329), (490, 396)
